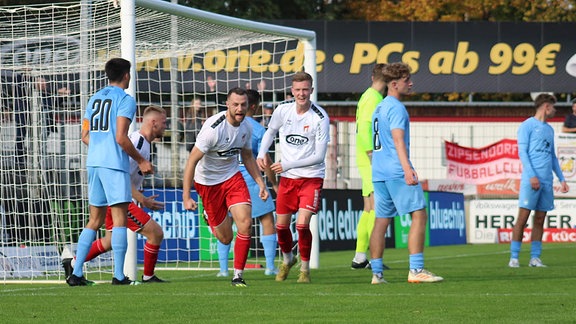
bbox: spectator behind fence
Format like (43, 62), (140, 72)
(561, 98), (576, 133)
(178, 97), (204, 152)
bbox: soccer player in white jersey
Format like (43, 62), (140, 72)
(257, 71), (330, 284)
(215, 89), (279, 278)
(183, 87), (269, 287)
(63, 106), (168, 283)
(69, 58), (153, 286)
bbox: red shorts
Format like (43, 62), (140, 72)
(104, 202), (151, 232)
(276, 177), (323, 215)
(195, 172), (251, 228)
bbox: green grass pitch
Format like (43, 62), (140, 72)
(1, 243), (575, 323)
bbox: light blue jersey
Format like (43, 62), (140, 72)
(239, 116), (275, 218)
(246, 116), (265, 158)
(372, 96), (413, 181)
(83, 85), (137, 171)
(517, 117), (564, 186)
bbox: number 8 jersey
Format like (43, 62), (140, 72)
(372, 95), (413, 181)
(83, 85), (137, 171)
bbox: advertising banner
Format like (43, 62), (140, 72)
(468, 199), (576, 243)
(0, 245), (60, 278)
(445, 139), (521, 184)
(555, 132), (576, 182)
(393, 191), (465, 248)
(139, 21), (575, 94)
(497, 228), (576, 243)
(141, 188), (199, 262)
(428, 192), (466, 246)
(317, 189), (395, 251)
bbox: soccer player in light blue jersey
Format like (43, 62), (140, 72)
(67, 58), (153, 286)
(508, 93), (569, 268)
(369, 62), (443, 284)
(215, 89), (279, 278)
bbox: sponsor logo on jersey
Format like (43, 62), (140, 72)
(217, 147), (242, 157)
(286, 134), (309, 146)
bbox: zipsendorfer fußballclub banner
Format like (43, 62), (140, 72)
(445, 139), (521, 184)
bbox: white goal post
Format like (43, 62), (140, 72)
(0, 0), (317, 282)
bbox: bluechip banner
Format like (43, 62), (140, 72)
(427, 191), (466, 246)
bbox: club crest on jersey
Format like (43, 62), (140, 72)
(286, 134), (309, 146)
(304, 125), (309, 132)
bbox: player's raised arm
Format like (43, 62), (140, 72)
(182, 146), (204, 211)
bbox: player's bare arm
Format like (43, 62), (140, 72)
(391, 128), (417, 185)
(116, 116), (153, 175)
(131, 185), (164, 211)
(241, 148), (269, 201)
(182, 146), (204, 211)
(263, 154), (278, 193)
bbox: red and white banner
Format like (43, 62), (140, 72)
(445, 139), (521, 184)
(497, 228), (576, 243)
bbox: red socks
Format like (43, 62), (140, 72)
(85, 238), (106, 262)
(143, 242), (160, 277)
(233, 233), (251, 270)
(296, 224), (312, 262)
(276, 224), (293, 254)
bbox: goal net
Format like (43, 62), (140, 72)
(0, 0), (315, 282)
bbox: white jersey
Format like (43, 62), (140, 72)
(269, 101), (330, 179)
(194, 111), (252, 185)
(128, 130), (150, 191)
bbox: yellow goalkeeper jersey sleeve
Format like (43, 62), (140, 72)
(355, 87), (383, 168)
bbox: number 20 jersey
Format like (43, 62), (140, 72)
(83, 85), (137, 171)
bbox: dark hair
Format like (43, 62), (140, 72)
(534, 93), (556, 108)
(571, 98), (576, 105)
(246, 89), (261, 107)
(382, 62), (411, 84)
(227, 87), (247, 99)
(292, 71), (313, 84)
(372, 63), (387, 82)
(105, 58), (131, 83)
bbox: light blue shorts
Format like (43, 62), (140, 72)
(240, 167), (275, 218)
(518, 181), (555, 211)
(374, 179), (426, 218)
(87, 167), (131, 207)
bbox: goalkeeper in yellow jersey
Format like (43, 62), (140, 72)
(351, 64), (389, 270)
